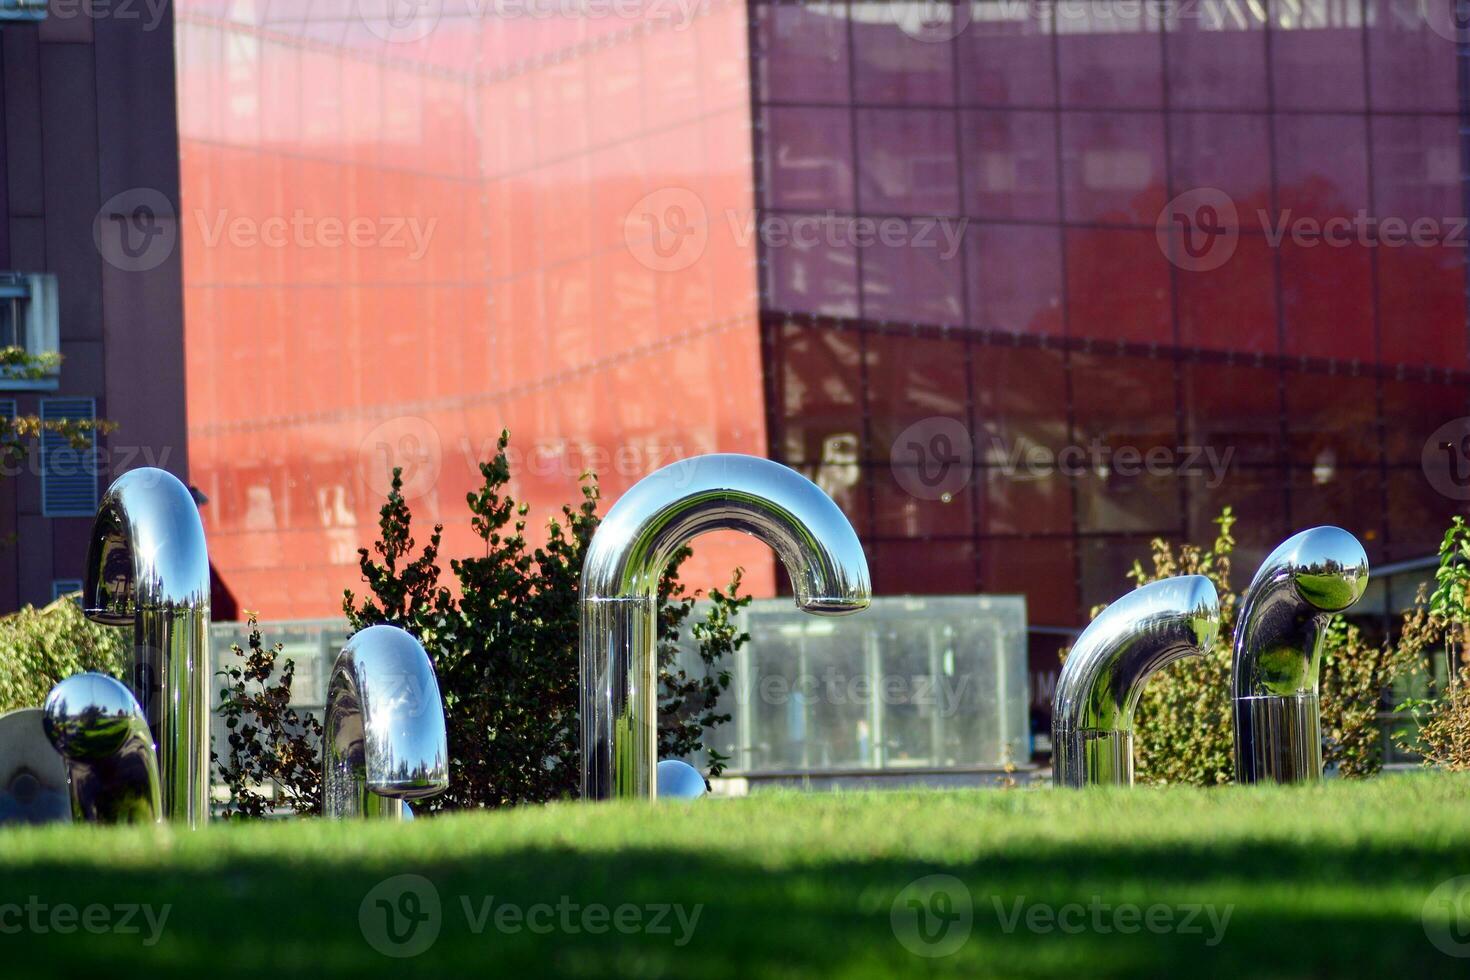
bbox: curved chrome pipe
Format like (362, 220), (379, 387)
(42, 673), (161, 824)
(1053, 576), (1220, 787)
(324, 625), (449, 820)
(84, 467), (211, 827)
(1232, 527), (1368, 784)
(0, 708), (72, 824)
(580, 453), (871, 800)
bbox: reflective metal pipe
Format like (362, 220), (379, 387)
(1232, 527), (1368, 784)
(1053, 576), (1220, 788)
(580, 454), (871, 801)
(324, 625), (449, 820)
(84, 468), (211, 828)
(42, 673), (161, 824)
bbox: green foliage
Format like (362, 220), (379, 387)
(342, 429), (748, 811)
(1394, 517), (1470, 769)
(0, 594), (127, 714)
(1099, 508), (1421, 785)
(0, 348), (114, 476)
(213, 617), (323, 819)
(1123, 509), (1239, 786)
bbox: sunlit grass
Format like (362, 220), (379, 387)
(0, 773), (1467, 977)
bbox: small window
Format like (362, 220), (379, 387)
(0, 273), (59, 390)
(40, 398), (98, 518)
(51, 579), (83, 603)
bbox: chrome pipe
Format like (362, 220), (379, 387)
(42, 673), (161, 824)
(84, 468), (211, 828)
(1232, 527), (1368, 784)
(580, 453), (871, 801)
(324, 624), (449, 820)
(0, 708), (72, 824)
(1053, 576), (1221, 788)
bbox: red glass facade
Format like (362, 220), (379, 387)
(176, 1), (1469, 656)
(176, 1), (771, 616)
(755, 1), (1469, 623)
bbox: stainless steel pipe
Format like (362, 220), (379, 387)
(1053, 576), (1221, 787)
(1232, 526), (1368, 784)
(43, 673), (161, 825)
(84, 468), (211, 828)
(324, 624), (449, 820)
(580, 454), (871, 801)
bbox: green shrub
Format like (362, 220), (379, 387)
(343, 430), (748, 811)
(213, 617), (323, 818)
(1096, 509), (1422, 785)
(1394, 517), (1470, 769)
(0, 595), (127, 715)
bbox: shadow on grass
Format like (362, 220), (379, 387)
(0, 835), (1464, 978)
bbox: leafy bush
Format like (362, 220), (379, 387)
(1099, 509), (1421, 785)
(343, 431), (748, 811)
(0, 595), (127, 714)
(213, 617), (323, 818)
(1395, 517), (1470, 769)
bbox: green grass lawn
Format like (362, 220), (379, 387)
(1, 773), (1468, 978)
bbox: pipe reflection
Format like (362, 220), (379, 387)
(1053, 576), (1221, 787)
(42, 673), (161, 824)
(0, 708), (72, 824)
(1232, 526), (1368, 784)
(84, 467), (211, 827)
(324, 624), (449, 820)
(580, 453), (871, 801)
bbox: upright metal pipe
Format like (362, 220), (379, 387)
(84, 468), (211, 828)
(323, 625), (449, 820)
(1232, 526), (1368, 784)
(43, 673), (161, 825)
(580, 453), (871, 801)
(1052, 576), (1221, 787)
